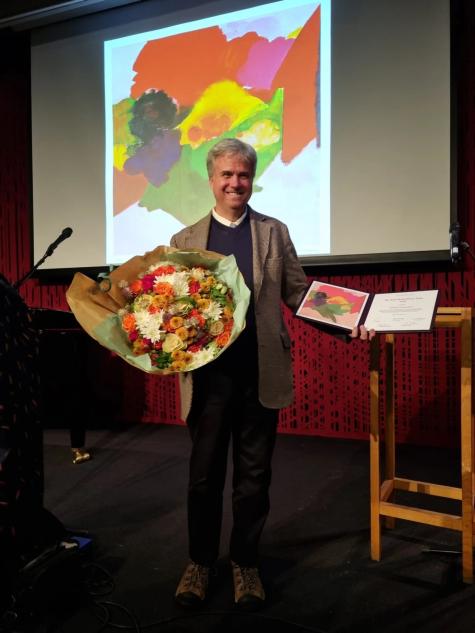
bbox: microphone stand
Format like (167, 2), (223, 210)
(14, 243), (62, 290)
(460, 241), (475, 263)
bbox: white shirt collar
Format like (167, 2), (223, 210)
(212, 207), (248, 228)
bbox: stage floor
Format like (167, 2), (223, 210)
(42, 424), (475, 633)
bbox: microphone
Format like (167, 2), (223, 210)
(14, 227), (74, 289)
(449, 221), (461, 264)
(46, 227), (73, 256)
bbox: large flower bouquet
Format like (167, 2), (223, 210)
(66, 246), (250, 376)
(119, 260), (236, 372)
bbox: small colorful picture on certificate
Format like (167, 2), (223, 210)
(296, 281), (371, 330)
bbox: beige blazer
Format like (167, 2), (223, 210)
(171, 208), (308, 409)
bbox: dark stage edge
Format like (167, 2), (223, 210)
(38, 424), (475, 633)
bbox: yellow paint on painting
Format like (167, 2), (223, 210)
(113, 144), (129, 171)
(178, 81), (266, 148)
(287, 27), (302, 39)
(113, 98), (135, 146)
(237, 120), (281, 150)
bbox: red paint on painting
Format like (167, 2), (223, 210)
(271, 6), (321, 162)
(131, 27), (261, 107)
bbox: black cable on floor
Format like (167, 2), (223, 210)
(56, 563), (327, 633)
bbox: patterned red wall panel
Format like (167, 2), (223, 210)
(1, 2), (474, 446)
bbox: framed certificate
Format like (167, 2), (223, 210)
(296, 281), (439, 333)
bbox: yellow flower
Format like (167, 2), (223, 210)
(171, 359), (187, 371)
(196, 298), (211, 310)
(209, 320), (224, 336)
(163, 333), (184, 353)
(169, 316), (184, 329)
(175, 326), (189, 341)
(150, 295), (170, 311)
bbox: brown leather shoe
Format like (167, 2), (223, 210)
(175, 560), (210, 608)
(231, 561), (265, 610)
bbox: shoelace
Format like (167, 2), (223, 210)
(184, 563), (208, 590)
(236, 566), (258, 591)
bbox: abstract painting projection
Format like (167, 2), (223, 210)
(107, 0), (325, 262)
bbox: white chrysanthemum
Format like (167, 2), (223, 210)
(157, 271), (190, 296)
(190, 267), (206, 281)
(201, 300), (223, 320)
(188, 346), (217, 370)
(134, 310), (164, 343)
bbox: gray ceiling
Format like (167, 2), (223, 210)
(0, 0), (144, 29)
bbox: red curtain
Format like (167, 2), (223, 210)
(1, 3), (474, 446)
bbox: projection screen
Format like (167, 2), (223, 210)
(30, 0), (452, 271)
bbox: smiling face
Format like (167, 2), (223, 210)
(209, 153), (254, 221)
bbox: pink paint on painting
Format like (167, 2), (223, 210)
(236, 37), (293, 90)
(315, 284), (368, 314)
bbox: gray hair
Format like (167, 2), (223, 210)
(206, 138), (257, 177)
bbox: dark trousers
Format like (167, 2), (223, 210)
(186, 335), (278, 567)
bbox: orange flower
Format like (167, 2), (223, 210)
(154, 281), (174, 297)
(132, 339), (149, 355)
(129, 279), (143, 295)
(200, 277), (215, 290)
(175, 326), (189, 341)
(169, 316), (184, 329)
(171, 350), (186, 361)
(216, 331), (231, 347)
(122, 313), (136, 332)
(223, 306), (233, 319)
(196, 298), (211, 310)
(152, 294), (170, 309)
(170, 359), (187, 371)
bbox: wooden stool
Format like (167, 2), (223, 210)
(369, 307), (473, 582)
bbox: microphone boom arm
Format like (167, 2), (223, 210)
(14, 228), (73, 289)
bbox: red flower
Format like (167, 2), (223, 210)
(188, 280), (200, 294)
(141, 275), (155, 291)
(189, 308), (206, 327)
(152, 265), (176, 277)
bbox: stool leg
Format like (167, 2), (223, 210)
(384, 335), (396, 529)
(370, 336), (381, 560)
(459, 313), (473, 583)
(460, 314), (473, 582)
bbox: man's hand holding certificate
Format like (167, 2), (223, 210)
(296, 281), (439, 333)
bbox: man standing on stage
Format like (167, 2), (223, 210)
(171, 138), (371, 611)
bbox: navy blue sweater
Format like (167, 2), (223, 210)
(207, 214), (256, 340)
